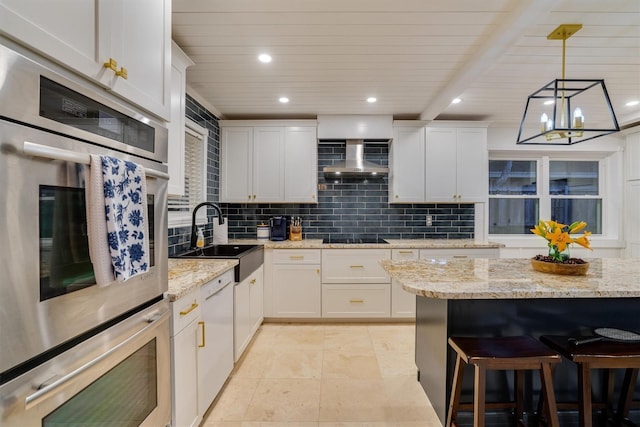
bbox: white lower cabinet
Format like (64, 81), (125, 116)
(321, 249), (391, 318)
(271, 249), (321, 318)
(419, 248), (499, 260)
(170, 289), (201, 427)
(234, 265), (264, 361)
(390, 249), (419, 318)
(322, 284), (391, 318)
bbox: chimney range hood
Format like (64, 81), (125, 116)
(323, 139), (389, 177)
(318, 115), (392, 178)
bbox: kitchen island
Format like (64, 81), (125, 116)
(380, 258), (640, 426)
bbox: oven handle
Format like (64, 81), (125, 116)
(24, 309), (170, 410)
(23, 141), (170, 180)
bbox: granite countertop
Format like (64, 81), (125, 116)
(167, 258), (238, 302)
(380, 258), (640, 299)
(229, 238), (503, 250)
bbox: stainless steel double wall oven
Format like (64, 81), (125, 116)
(0, 39), (171, 426)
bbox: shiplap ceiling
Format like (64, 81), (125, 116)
(172, 0), (640, 128)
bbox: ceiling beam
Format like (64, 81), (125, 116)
(419, 0), (558, 121)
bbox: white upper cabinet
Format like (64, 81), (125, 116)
(389, 123), (426, 203)
(220, 121), (318, 203)
(0, 0), (171, 120)
(284, 127), (318, 203)
(425, 126), (488, 203)
(167, 42), (194, 196)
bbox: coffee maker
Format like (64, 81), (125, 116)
(269, 216), (288, 241)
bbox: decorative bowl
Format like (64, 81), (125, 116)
(531, 258), (589, 276)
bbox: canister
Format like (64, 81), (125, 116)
(257, 224), (270, 240)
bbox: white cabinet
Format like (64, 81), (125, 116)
(284, 127), (318, 202)
(270, 249), (321, 318)
(0, 0), (171, 120)
(170, 289), (201, 427)
(389, 123), (426, 203)
(419, 247), (499, 260)
(220, 121), (317, 203)
(321, 249), (391, 318)
(197, 270), (234, 416)
(167, 42), (194, 196)
(390, 249), (419, 318)
(425, 126), (488, 203)
(234, 265), (264, 361)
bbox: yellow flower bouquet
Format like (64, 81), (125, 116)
(531, 220), (592, 263)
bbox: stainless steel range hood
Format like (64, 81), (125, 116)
(323, 139), (389, 177)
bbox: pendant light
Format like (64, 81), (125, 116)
(517, 24), (619, 145)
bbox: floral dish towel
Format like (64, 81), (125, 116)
(89, 155), (150, 283)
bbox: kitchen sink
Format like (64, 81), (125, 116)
(171, 244), (263, 282)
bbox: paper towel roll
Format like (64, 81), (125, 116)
(213, 220), (228, 244)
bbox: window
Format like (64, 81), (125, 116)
(489, 160), (539, 234)
(489, 157), (603, 235)
(168, 120), (207, 227)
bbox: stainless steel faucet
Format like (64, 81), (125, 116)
(190, 202), (225, 248)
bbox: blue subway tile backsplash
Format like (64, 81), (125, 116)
(168, 96), (474, 255)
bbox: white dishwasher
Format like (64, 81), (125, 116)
(197, 269), (234, 416)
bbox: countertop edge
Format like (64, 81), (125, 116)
(167, 259), (238, 302)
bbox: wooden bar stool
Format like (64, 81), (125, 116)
(540, 335), (640, 427)
(447, 336), (561, 427)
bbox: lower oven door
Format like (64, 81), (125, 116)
(0, 300), (171, 427)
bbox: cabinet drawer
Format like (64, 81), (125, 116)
(322, 284), (391, 318)
(273, 249), (321, 264)
(392, 249), (419, 260)
(322, 249), (391, 283)
(171, 288), (200, 336)
(419, 248), (499, 260)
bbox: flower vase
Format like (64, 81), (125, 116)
(548, 246), (570, 262)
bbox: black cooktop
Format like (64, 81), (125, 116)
(323, 237), (389, 244)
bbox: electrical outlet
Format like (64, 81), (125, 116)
(426, 215), (433, 226)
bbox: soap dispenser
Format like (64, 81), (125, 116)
(196, 227), (205, 248)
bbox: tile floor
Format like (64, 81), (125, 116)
(201, 322), (443, 427)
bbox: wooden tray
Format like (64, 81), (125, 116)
(531, 258), (589, 276)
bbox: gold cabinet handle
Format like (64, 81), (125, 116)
(250, 278), (256, 285)
(198, 321), (205, 347)
(179, 302), (198, 316)
(116, 66), (128, 79)
(316, 269), (320, 274)
(253, 195), (256, 200)
(290, 255), (304, 260)
(350, 299), (364, 303)
(103, 58), (118, 72)
(395, 195), (399, 198)
(350, 265), (364, 269)
(453, 255), (468, 259)
(248, 195), (251, 200)
(398, 250), (414, 254)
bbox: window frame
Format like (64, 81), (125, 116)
(167, 119), (208, 228)
(488, 152), (616, 245)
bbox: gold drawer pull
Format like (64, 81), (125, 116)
(290, 255), (304, 260)
(250, 278), (256, 285)
(179, 302), (198, 316)
(198, 321), (205, 347)
(398, 250), (414, 254)
(350, 299), (364, 303)
(103, 58), (118, 72)
(116, 66), (128, 79)
(453, 255), (468, 259)
(350, 265), (364, 269)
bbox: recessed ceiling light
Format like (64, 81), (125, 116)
(544, 100), (555, 105)
(367, 97), (377, 103)
(279, 97), (289, 103)
(258, 53), (272, 63)
(626, 100), (639, 107)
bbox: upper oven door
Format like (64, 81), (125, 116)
(0, 40), (167, 164)
(0, 118), (168, 378)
